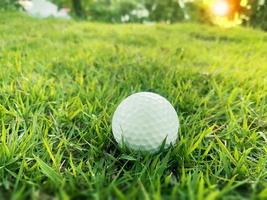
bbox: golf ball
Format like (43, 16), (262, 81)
(112, 92), (179, 152)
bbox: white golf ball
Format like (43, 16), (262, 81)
(112, 92), (179, 152)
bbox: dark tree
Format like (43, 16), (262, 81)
(72, 0), (84, 17)
(249, 1), (267, 30)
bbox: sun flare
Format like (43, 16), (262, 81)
(212, 0), (229, 17)
(206, 0), (242, 28)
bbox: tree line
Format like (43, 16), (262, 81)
(1, 0), (267, 30)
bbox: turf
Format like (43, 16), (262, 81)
(0, 12), (266, 200)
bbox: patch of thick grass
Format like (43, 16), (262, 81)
(0, 12), (266, 200)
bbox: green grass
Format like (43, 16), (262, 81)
(0, 12), (266, 200)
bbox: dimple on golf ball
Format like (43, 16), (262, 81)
(112, 92), (179, 152)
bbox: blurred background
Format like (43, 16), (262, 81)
(1, 0), (266, 29)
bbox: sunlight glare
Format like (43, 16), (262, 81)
(212, 0), (229, 17)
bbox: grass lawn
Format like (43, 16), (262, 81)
(0, 12), (266, 200)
